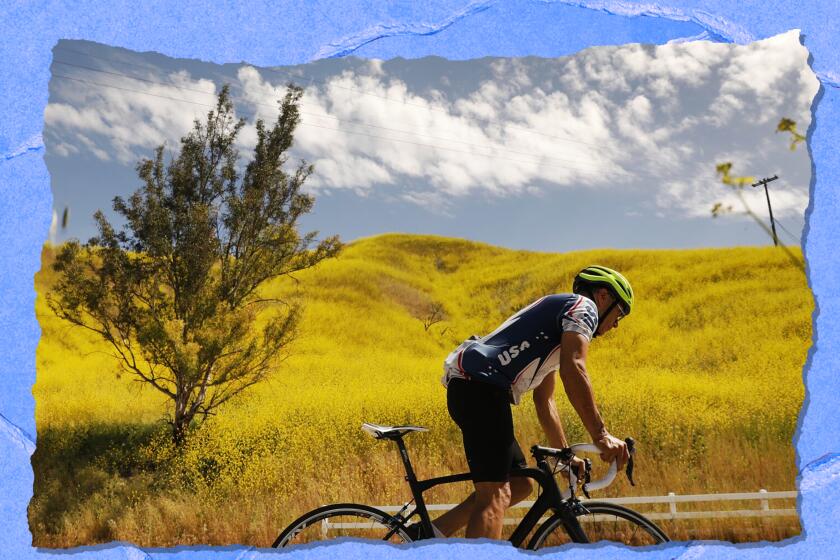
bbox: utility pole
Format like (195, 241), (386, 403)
(752, 175), (780, 246)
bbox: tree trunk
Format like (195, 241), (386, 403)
(172, 419), (188, 447)
(172, 390), (192, 446)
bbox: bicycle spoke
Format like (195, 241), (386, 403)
(530, 502), (668, 549)
(274, 505), (411, 547)
(583, 507), (662, 545)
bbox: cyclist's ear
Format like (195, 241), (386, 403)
(594, 287), (609, 306)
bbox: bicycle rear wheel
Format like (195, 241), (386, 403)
(273, 503), (412, 547)
(528, 501), (669, 549)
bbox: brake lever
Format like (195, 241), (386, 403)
(625, 437), (636, 486)
(582, 458), (592, 498)
(571, 458), (593, 498)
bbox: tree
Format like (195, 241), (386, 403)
(48, 85), (342, 445)
(421, 301), (446, 331)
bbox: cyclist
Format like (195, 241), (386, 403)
(419, 265), (634, 540)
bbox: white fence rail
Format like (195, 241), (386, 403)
(371, 489), (798, 525)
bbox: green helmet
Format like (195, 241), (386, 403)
(573, 265), (634, 316)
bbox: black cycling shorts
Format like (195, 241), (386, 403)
(447, 378), (527, 483)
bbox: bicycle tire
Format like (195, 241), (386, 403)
(528, 501), (670, 549)
(273, 503), (412, 547)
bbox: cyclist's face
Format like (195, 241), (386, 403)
(598, 295), (625, 335)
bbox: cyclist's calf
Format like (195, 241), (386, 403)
(469, 481), (517, 539)
(510, 477), (533, 504)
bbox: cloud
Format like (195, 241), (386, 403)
(46, 31), (817, 221)
(238, 62), (626, 202)
(717, 32), (813, 124)
(45, 69), (221, 164)
(655, 150), (810, 221)
(48, 210), (58, 244)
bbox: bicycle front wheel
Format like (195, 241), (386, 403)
(528, 501), (669, 549)
(273, 503), (412, 548)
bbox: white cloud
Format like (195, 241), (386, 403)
(706, 93), (745, 127)
(655, 154), (809, 220)
(236, 64), (624, 199)
(717, 31), (815, 124)
(48, 210), (58, 244)
(310, 155), (394, 193)
(490, 58), (533, 90)
(611, 40), (729, 87)
(46, 31), (816, 222)
(46, 70), (220, 164)
(795, 64), (821, 124)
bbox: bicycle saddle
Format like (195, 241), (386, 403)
(361, 423), (428, 440)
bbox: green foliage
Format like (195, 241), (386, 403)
(46, 85), (341, 445)
(714, 162), (755, 191)
(776, 118), (806, 151)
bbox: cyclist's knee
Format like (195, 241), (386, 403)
(509, 477), (533, 503)
(474, 481), (512, 511)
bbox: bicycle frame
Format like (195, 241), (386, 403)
(391, 437), (588, 546)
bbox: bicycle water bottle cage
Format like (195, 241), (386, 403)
(361, 423), (428, 440)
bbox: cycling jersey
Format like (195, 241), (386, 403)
(442, 294), (599, 404)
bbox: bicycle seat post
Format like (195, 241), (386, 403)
(392, 436), (435, 536)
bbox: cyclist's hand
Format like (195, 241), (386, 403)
(551, 456), (586, 485)
(568, 456), (588, 485)
(594, 432), (629, 470)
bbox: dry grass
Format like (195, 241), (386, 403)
(30, 235), (810, 547)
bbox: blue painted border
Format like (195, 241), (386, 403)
(2, 1), (838, 559)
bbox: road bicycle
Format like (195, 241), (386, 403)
(273, 423), (669, 549)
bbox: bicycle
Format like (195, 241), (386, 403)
(273, 422), (669, 549)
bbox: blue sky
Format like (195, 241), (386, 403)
(44, 31), (817, 252)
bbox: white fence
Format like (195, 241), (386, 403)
(374, 489), (798, 524)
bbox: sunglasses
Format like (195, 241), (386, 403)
(615, 298), (629, 321)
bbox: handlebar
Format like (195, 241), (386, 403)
(568, 443), (615, 492)
(531, 437), (636, 499)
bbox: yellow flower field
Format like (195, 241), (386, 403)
(31, 234), (810, 546)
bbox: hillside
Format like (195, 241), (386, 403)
(31, 234), (811, 546)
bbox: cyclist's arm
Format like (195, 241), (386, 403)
(558, 331), (629, 468)
(557, 331), (607, 441)
(533, 372), (568, 449)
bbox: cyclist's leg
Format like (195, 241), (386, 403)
(468, 481), (511, 539)
(434, 379), (521, 538)
(510, 478), (533, 503)
(435, 447), (530, 537)
(466, 440), (527, 538)
(508, 443), (532, 505)
(432, 492), (476, 536)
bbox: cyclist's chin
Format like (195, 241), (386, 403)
(597, 326), (616, 337)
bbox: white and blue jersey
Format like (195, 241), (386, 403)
(442, 294), (599, 404)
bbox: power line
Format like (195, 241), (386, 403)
(56, 46), (188, 78)
(52, 73), (215, 108)
(53, 60), (220, 97)
(50, 72), (623, 174)
(295, 120), (614, 172)
(773, 218), (802, 244)
(259, 65), (610, 150)
(51, 59), (607, 171)
(54, 46), (609, 151)
(55, 67), (807, 246)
